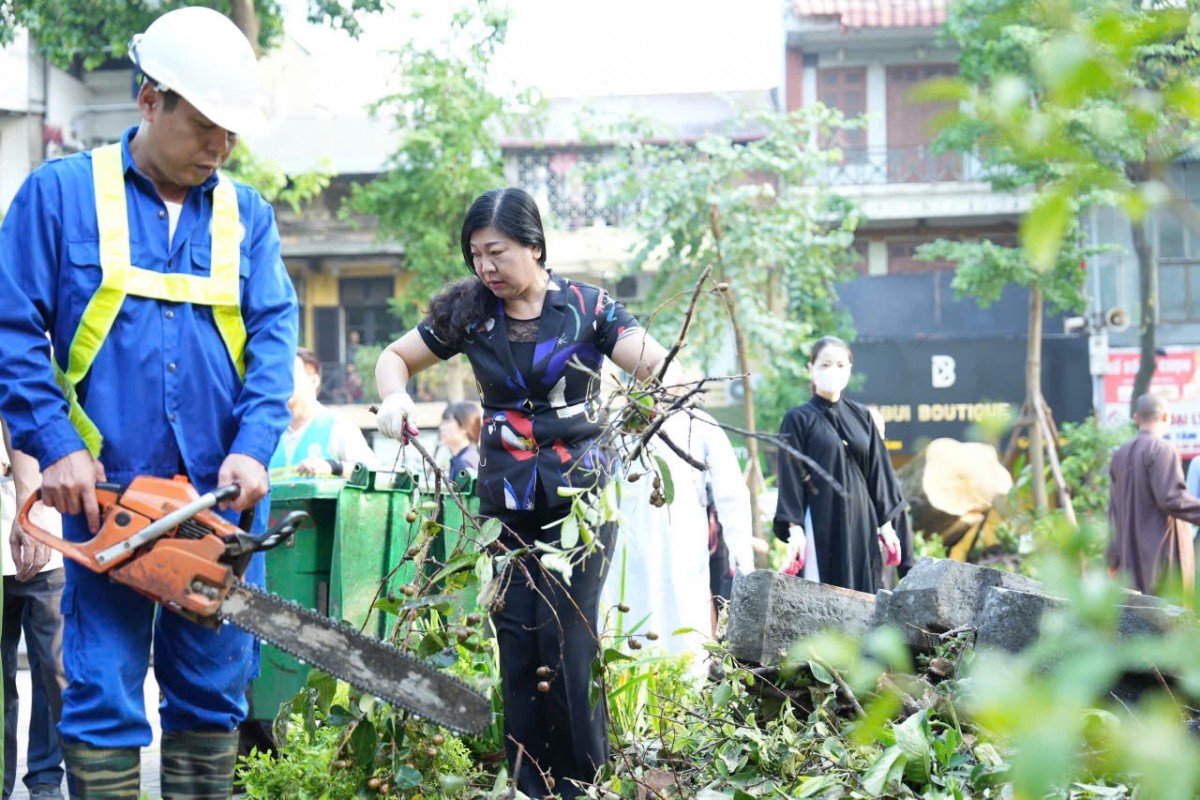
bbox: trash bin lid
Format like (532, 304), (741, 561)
(269, 477), (344, 501)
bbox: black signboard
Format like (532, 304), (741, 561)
(848, 336), (1092, 456)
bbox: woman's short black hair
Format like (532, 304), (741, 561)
(459, 187), (547, 273)
(809, 335), (853, 365)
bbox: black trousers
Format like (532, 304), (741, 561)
(491, 504), (614, 800)
(3, 568), (68, 799)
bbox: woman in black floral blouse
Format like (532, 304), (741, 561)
(375, 188), (672, 799)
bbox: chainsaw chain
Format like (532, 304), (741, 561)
(217, 583), (490, 734)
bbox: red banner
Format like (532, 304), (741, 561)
(1104, 348), (1200, 457)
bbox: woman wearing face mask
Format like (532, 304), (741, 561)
(772, 336), (906, 594)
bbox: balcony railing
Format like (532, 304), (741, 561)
(819, 146), (989, 186)
(506, 147), (637, 231)
(504, 143), (993, 231)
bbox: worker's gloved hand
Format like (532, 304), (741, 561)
(879, 521), (902, 567)
(781, 524), (805, 576)
(376, 392), (417, 441)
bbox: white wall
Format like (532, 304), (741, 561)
(0, 117), (35, 214)
(47, 66), (94, 153)
(0, 30), (32, 113)
(0, 28), (93, 210)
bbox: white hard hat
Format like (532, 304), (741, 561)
(129, 6), (265, 136)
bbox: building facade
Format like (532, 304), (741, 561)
(781, 0), (1090, 456)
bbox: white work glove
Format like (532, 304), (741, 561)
(376, 392), (416, 441)
(781, 524), (806, 575)
(879, 520), (901, 567)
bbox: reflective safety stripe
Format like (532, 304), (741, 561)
(58, 143), (247, 457)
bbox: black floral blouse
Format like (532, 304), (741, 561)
(418, 274), (641, 516)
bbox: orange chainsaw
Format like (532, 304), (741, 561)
(19, 475), (490, 733)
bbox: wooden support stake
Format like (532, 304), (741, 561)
(1034, 397), (1077, 527)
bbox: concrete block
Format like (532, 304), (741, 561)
(976, 586), (1059, 653)
(1117, 602), (1191, 639)
(880, 557), (1044, 634)
(726, 570), (877, 666)
(872, 590), (942, 653)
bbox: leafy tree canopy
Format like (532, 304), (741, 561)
(925, 0), (1200, 270)
(604, 107), (861, 391)
(0, 0), (386, 72)
(344, 2), (542, 324)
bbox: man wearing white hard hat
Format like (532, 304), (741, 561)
(0, 6), (297, 797)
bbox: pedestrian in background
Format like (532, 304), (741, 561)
(773, 336), (906, 594)
(439, 402), (481, 480)
(270, 348), (376, 480)
(1, 420), (67, 800)
(605, 408), (753, 670)
(1109, 393), (1200, 595)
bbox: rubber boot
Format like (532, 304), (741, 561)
(160, 730), (240, 800)
(60, 743), (140, 799)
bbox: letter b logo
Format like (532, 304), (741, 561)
(931, 355), (956, 388)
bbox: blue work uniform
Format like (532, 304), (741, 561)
(0, 126), (298, 748)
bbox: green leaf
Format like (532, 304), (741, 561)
(974, 743), (1005, 768)
(325, 704), (356, 727)
(938, 725), (963, 767)
(474, 553), (494, 586)
(861, 745), (907, 796)
(559, 514), (580, 549)
(541, 552), (573, 584)
(1021, 186), (1073, 271)
(796, 776), (835, 797)
(350, 720), (377, 767)
(438, 774), (469, 793)
(393, 765), (423, 790)
(426, 644), (460, 669)
(428, 553), (481, 584)
(306, 670), (338, 716)
(894, 710), (933, 785)
(477, 517), (503, 548)
(807, 660), (835, 686)
(713, 682), (734, 708)
(652, 455), (675, 504)
(477, 577), (500, 609)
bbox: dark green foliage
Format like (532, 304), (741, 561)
(0, 0), (386, 72)
(343, 3), (542, 326)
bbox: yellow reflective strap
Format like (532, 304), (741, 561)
(122, 269), (242, 303)
(54, 363), (103, 459)
(67, 144), (129, 386)
(210, 174), (246, 378)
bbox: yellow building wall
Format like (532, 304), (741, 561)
(289, 263), (405, 350)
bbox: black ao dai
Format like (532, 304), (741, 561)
(773, 395), (906, 594)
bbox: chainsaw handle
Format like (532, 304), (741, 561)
(17, 484), (124, 565)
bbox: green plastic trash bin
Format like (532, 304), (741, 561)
(249, 467), (480, 721)
(328, 466), (423, 640)
(251, 476), (343, 721)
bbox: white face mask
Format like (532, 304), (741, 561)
(812, 364), (851, 395)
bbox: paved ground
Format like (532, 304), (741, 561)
(9, 666), (161, 800)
